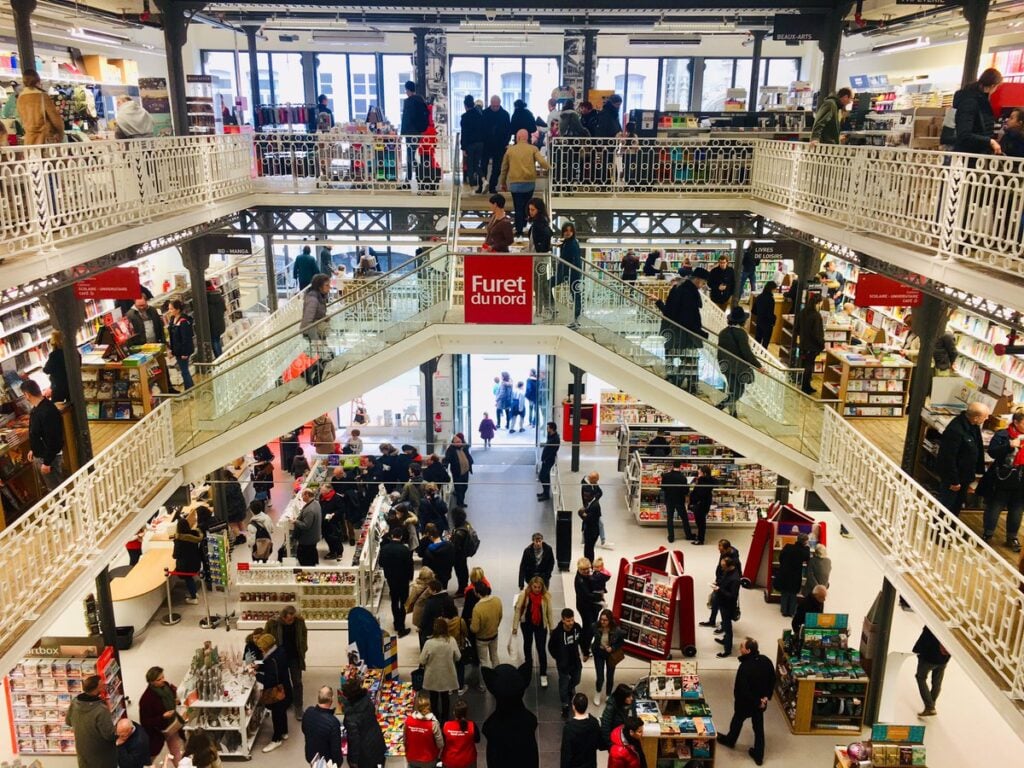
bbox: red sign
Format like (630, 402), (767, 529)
(464, 256), (533, 324)
(74, 267), (141, 300)
(853, 273), (923, 308)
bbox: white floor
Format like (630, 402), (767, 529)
(5, 441), (1022, 767)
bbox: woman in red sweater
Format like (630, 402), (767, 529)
(441, 699), (480, 768)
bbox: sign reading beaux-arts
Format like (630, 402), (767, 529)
(463, 256), (534, 324)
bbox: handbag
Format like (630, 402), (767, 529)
(411, 667), (425, 692)
(607, 646), (626, 668)
(161, 714), (184, 736)
(258, 684), (286, 706)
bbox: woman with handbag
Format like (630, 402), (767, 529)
(445, 604), (472, 695)
(255, 634), (293, 753)
(512, 576), (555, 689)
(591, 609), (626, 706)
(139, 667), (184, 765)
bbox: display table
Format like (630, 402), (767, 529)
(638, 661), (717, 767)
(822, 350), (914, 419)
(80, 354), (166, 422)
(109, 548), (175, 634)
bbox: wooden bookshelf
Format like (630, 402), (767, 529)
(821, 350), (914, 419)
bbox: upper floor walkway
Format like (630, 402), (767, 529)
(1, 134), (1023, 317)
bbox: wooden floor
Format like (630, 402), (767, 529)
(89, 421), (133, 455)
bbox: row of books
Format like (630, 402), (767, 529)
(86, 402), (137, 420)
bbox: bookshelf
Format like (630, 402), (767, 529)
(81, 356), (161, 422)
(778, 314), (853, 372)
(598, 390), (677, 441)
(741, 501), (824, 602)
(234, 565), (361, 629)
(610, 547), (696, 659)
(637, 661), (718, 768)
(947, 306), (1024, 405)
(821, 350), (914, 419)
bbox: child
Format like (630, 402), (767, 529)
(344, 428), (363, 455)
(591, 557), (611, 606)
(478, 412), (496, 449)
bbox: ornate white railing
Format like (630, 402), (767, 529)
(0, 404), (177, 662)
(819, 407), (1024, 701)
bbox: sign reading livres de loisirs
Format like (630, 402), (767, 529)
(463, 256), (533, 324)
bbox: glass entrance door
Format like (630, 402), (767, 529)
(452, 353), (472, 443)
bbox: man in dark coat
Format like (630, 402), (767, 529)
(125, 296), (166, 346)
(537, 421), (561, 501)
(796, 293), (825, 394)
(205, 280), (227, 358)
(302, 685), (344, 764)
(912, 626), (951, 716)
(481, 95), (512, 193)
(776, 532), (810, 617)
(713, 557), (741, 657)
(656, 269), (710, 393)
(717, 637), (776, 766)
(518, 532), (555, 588)
(594, 94), (622, 184)
(23, 378), (65, 491)
(662, 459), (691, 543)
(460, 94), (485, 191)
(708, 254), (736, 310)
(510, 99), (537, 136)
(935, 402), (990, 519)
(341, 679), (387, 768)
(116, 719), (150, 768)
(401, 80), (429, 182)
(717, 306), (763, 416)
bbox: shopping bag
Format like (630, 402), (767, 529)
(282, 352), (319, 383)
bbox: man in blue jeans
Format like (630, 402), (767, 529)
(548, 608), (583, 719)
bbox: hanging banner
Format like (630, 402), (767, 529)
(463, 256), (533, 324)
(853, 274), (923, 307)
(74, 267), (141, 300)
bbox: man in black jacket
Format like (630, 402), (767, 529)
(401, 81), (429, 183)
(481, 95), (512, 193)
(662, 460), (691, 542)
(708, 254), (736, 310)
(656, 269), (710, 393)
(417, 580), (454, 649)
(460, 94), (485, 192)
(560, 691), (609, 768)
(115, 718), (149, 768)
(23, 379), (65, 492)
(519, 532), (555, 588)
(378, 527), (413, 637)
(548, 608), (584, 718)
(538, 421), (561, 500)
(912, 626), (951, 716)
(125, 296), (165, 346)
(302, 686), (343, 765)
(717, 637), (776, 766)
(935, 402), (990, 519)
(713, 556), (740, 657)
(776, 532), (810, 617)
(594, 94), (622, 184)
(205, 280), (227, 358)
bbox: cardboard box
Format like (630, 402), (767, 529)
(109, 58), (139, 85)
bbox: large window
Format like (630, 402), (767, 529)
(202, 50), (271, 123)
(523, 57), (560, 120)
(699, 57), (803, 110)
(381, 54), (414, 127)
(450, 55), (560, 129)
(315, 54), (350, 123)
(488, 57), (524, 108)
(701, 59), (738, 111)
(597, 57), (661, 116)
(348, 54), (378, 121)
(660, 58), (692, 110)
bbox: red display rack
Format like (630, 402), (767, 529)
(612, 547), (696, 659)
(741, 501), (826, 602)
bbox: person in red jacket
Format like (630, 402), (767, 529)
(441, 699), (480, 768)
(404, 693), (443, 768)
(607, 717), (647, 768)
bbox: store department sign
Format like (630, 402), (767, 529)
(74, 267), (141, 300)
(773, 14), (825, 41)
(854, 274), (923, 308)
(464, 256), (533, 324)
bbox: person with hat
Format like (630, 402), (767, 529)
(717, 306), (764, 416)
(656, 269), (710, 394)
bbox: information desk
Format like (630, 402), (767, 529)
(109, 548), (175, 635)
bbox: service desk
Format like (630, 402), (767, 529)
(110, 548), (175, 636)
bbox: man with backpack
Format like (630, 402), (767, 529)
(449, 507), (481, 593)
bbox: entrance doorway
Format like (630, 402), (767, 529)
(456, 354), (548, 447)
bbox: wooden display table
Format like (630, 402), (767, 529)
(822, 350), (914, 419)
(774, 638), (869, 736)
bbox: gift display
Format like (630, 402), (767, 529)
(180, 641), (262, 758)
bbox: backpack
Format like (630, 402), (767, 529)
(252, 537), (273, 561)
(454, 524), (480, 557)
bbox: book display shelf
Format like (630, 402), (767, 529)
(741, 501), (825, 601)
(584, 245), (733, 302)
(834, 724), (928, 768)
(80, 354), (162, 422)
(822, 350), (914, 419)
(775, 614), (869, 736)
(637, 660), (718, 768)
(180, 643), (263, 758)
(599, 390), (676, 441)
(611, 548), (696, 659)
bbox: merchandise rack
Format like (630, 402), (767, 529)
(637, 660), (718, 767)
(741, 501), (824, 601)
(80, 357), (161, 422)
(181, 673), (263, 758)
(833, 723), (928, 768)
(599, 391), (677, 441)
(778, 313), (853, 373)
(234, 565), (361, 629)
(611, 547), (696, 659)
(822, 350), (914, 419)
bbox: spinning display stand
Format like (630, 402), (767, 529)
(741, 501), (824, 601)
(611, 548), (696, 659)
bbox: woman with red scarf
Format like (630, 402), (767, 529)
(512, 576), (555, 689)
(981, 410), (1024, 552)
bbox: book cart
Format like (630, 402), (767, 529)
(834, 724), (928, 768)
(611, 548), (697, 658)
(741, 501), (825, 601)
(637, 660), (718, 768)
(775, 613), (870, 736)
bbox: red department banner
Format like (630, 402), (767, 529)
(74, 267), (141, 300)
(853, 273), (923, 308)
(464, 256), (533, 324)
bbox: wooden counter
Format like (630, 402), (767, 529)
(110, 548), (176, 633)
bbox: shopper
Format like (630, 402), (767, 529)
(113, 94), (154, 139)
(418, 579), (455, 650)
(126, 296), (166, 346)
(461, 94), (485, 191)
(717, 637), (776, 766)
(469, 581), (502, 674)
(656, 268), (710, 393)
(581, 472), (610, 549)
(810, 87), (853, 145)
(935, 401), (990, 519)
(717, 306), (763, 416)
(776, 532), (810, 617)
(441, 699), (480, 768)
(579, 491), (602, 564)
(1000, 107), (1024, 157)
(607, 717), (645, 768)
(527, 198), (553, 256)
(752, 281), (778, 348)
(646, 430), (671, 457)
(792, 585), (828, 642)
(549, 608), (584, 719)
(796, 293), (825, 394)
(115, 719), (150, 768)
(171, 508), (202, 605)
(380, 527), (414, 637)
(249, 499), (275, 560)
(298, 685), (343, 764)
(688, 465), (716, 545)
(444, 433), (474, 507)
(449, 507), (478, 593)
(256, 633), (293, 752)
(264, 606), (309, 721)
(345, 428), (365, 456)
(538, 421), (561, 500)
(499, 129), (550, 237)
(980, 409), (1024, 551)
(182, 729), (221, 768)
(203, 280), (227, 358)
(481, 96), (512, 193)
(591, 609), (625, 706)
(64, 673), (116, 768)
(526, 369), (541, 426)
(949, 68), (1004, 154)
(22, 379), (66, 492)
(292, 245), (321, 291)
(401, 464), (426, 508)
(561, 691), (609, 768)
(619, 250), (640, 283)
(801, 544), (832, 596)
(311, 413), (336, 455)
(496, 372), (515, 428)
(292, 488), (323, 567)
(555, 225), (583, 324)
(513, 576), (555, 688)
(708, 254), (736, 310)
(401, 81), (429, 182)
(419, 523), (456, 591)
(478, 412), (496, 448)
(661, 459), (692, 543)
(574, 558), (601, 662)
(713, 556), (741, 658)
(912, 626), (951, 716)
(511, 382), (528, 432)
(518, 532), (555, 588)
(419, 484), (449, 534)
(301, 274), (331, 371)
(600, 684), (635, 743)
(42, 330), (72, 403)
(341, 678), (387, 768)
(165, 299), (195, 390)
(17, 69), (64, 144)
(139, 667), (183, 765)
(320, 484), (346, 561)
(420, 618), (461, 724)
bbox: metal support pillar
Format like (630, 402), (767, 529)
(261, 212), (278, 311)
(901, 294), (948, 474)
(412, 28), (428, 97)
(747, 32), (765, 112)
(155, 0), (192, 135)
(732, 235), (745, 309)
(40, 286), (93, 467)
(582, 30), (598, 101)
(94, 567), (119, 653)
(792, 244), (818, 320)
(421, 358), (438, 455)
(243, 25), (262, 126)
(301, 52), (318, 109)
(180, 241), (214, 365)
(10, 0), (36, 75)
(960, 0), (992, 88)
(864, 578), (898, 724)
(817, 3), (851, 104)
(570, 364), (584, 473)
